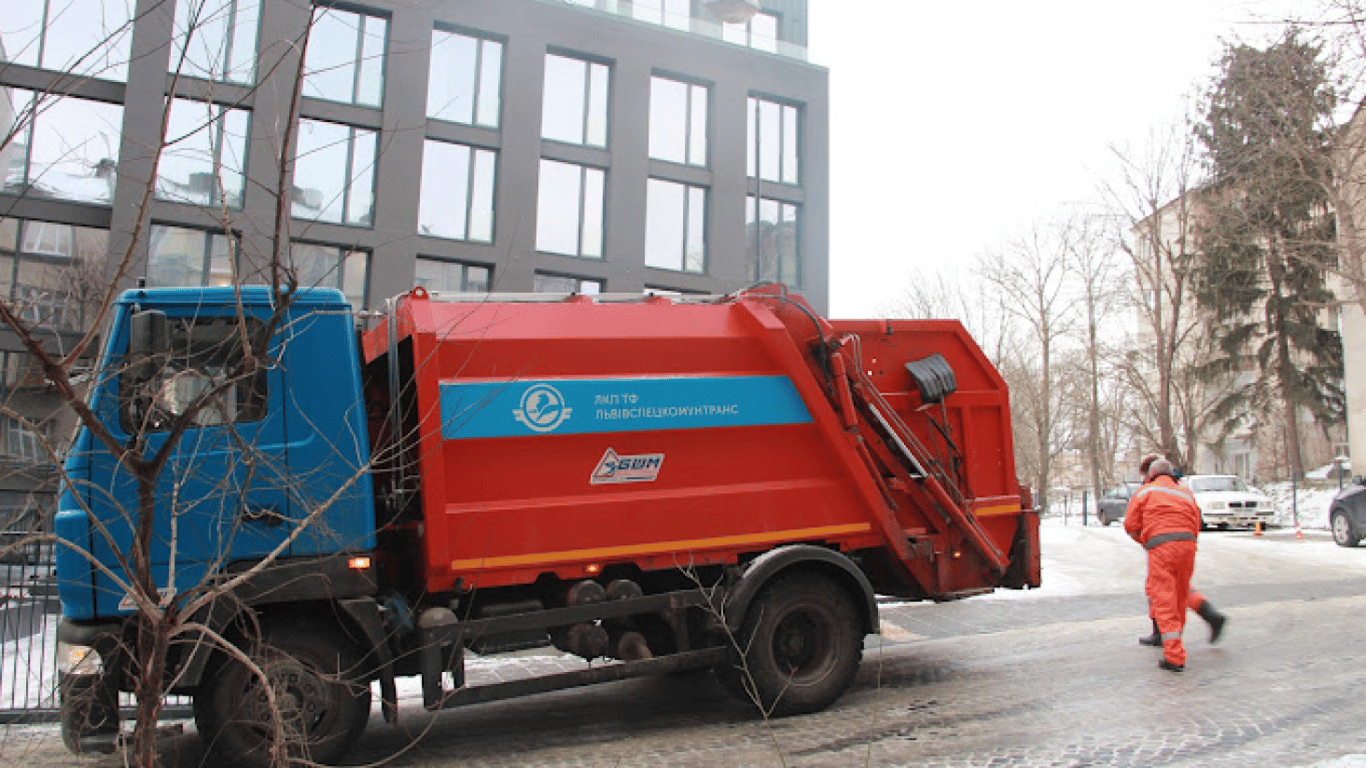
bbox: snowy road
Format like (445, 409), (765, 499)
(5, 516), (1366, 767)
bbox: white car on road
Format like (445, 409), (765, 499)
(1181, 474), (1276, 529)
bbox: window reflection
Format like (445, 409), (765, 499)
(289, 242), (369, 309)
(428, 29), (502, 127)
(645, 179), (705, 273)
(171, 0), (259, 84)
(2, 88), (123, 205)
(534, 273), (601, 294)
(419, 140), (497, 242)
(291, 118), (376, 227)
(302, 6), (388, 107)
(723, 11), (779, 53)
(148, 225), (236, 288)
(1, 0), (133, 81)
(649, 76), (707, 166)
(542, 54), (610, 148)
(746, 96), (799, 184)
(745, 196), (800, 286)
(415, 258), (490, 292)
(536, 159), (604, 258)
(0, 217), (108, 333)
(158, 98), (249, 209)
(632, 0), (690, 29)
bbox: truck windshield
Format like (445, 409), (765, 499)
(120, 315), (268, 433)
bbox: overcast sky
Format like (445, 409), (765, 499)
(805, 0), (1309, 318)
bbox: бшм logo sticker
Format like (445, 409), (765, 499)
(591, 448), (665, 484)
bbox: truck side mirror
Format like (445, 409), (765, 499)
(127, 309), (168, 382)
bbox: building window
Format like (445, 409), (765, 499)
(415, 258), (490, 292)
(534, 273), (602, 294)
(632, 0), (690, 29)
(147, 225), (236, 288)
(746, 196), (800, 286)
(541, 53), (610, 148)
(645, 179), (705, 273)
(2, 89), (123, 205)
(170, 0), (259, 84)
(723, 11), (778, 53)
(289, 242), (369, 309)
(428, 28), (501, 128)
(0, 217), (109, 333)
(1, 0), (133, 81)
(747, 96), (799, 184)
(291, 118), (377, 227)
(649, 76), (707, 167)
(418, 140), (496, 243)
(536, 160), (604, 258)
(302, 5), (388, 108)
(4, 417), (43, 463)
(158, 98), (250, 209)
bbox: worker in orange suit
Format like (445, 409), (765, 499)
(1124, 457), (1202, 671)
(1132, 455), (1227, 649)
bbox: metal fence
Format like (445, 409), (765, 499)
(0, 541), (60, 722)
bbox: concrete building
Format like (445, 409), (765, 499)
(0, 0), (828, 541)
(0, 0), (828, 314)
(1130, 189), (1344, 481)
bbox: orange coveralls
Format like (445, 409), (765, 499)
(1124, 475), (1201, 666)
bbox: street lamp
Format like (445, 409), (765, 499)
(705, 0), (759, 24)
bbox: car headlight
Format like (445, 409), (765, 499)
(1209, 500), (1227, 510)
(57, 642), (102, 675)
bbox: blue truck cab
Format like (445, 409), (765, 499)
(56, 286), (380, 751)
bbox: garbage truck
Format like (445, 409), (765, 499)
(55, 283), (1038, 764)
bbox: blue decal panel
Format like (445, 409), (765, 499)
(440, 376), (813, 439)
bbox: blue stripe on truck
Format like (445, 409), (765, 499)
(439, 375), (813, 438)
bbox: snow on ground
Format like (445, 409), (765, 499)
(1263, 481), (1340, 529)
(0, 611), (58, 711)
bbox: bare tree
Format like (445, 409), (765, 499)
(0, 3), (391, 766)
(1101, 126), (1212, 470)
(978, 221), (1079, 511)
(1063, 213), (1126, 498)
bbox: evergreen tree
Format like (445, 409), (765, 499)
(1193, 28), (1344, 479)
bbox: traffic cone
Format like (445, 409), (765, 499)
(1254, 521), (1263, 536)
(1295, 526), (1304, 540)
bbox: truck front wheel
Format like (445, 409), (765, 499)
(194, 620), (371, 767)
(721, 572), (862, 716)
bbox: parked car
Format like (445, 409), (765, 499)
(1181, 475), (1275, 530)
(1329, 477), (1366, 547)
(1096, 482), (1141, 526)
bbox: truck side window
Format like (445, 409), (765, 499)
(120, 316), (268, 433)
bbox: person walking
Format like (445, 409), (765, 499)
(1132, 455), (1228, 648)
(1124, 457), (1203, 672)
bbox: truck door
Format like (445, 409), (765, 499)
(85, 309), (293, 615)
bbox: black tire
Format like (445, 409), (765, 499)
(1332, 509), (1361, 548)
(194, 620), (371, 767)
(1100, 513), (1112, 527)
(720, 572), (862, 717)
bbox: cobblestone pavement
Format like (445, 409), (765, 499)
(6, 523), (1366, 767)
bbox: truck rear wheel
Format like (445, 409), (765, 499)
(194, 621), (370, 767)
(721, 572), (861, 716)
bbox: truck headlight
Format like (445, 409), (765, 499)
(57, 642), (102, 675)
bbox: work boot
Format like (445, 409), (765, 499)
(1158, 658), (1184, 672)
(1138, 620), (1161, 647)
(1196, 601), (1227, 644)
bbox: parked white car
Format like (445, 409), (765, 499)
(1180, 475), (1276, 529)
